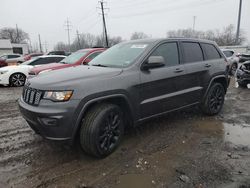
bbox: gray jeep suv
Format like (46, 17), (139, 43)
(19, 38), (230, 158)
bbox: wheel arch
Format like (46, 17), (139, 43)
(9, 72), (27, 83)
(204, 75), (228, 99)
(72, 94), (135, 141)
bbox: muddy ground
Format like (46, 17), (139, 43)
(0, 80), (250, 188)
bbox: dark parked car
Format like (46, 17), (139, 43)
(19, 38), (230, 158)
(47, 51), (67, 56)
(236, 60), (250, 88)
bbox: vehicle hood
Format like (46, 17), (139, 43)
(28, 65), (123, 89)
(0, 65), (32, 71)
(30, 63), (66, 73)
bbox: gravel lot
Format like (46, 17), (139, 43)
(0, 80), (250, 188)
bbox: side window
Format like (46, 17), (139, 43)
(182, 42), (203, 63)
(50, 57), (64, 63)
(201, 43), (221, 60)
(150, 42), (179, 66)
(30, 58), (47, 65)
(8, 55), (20, 59)
(87, 51), (102, 61)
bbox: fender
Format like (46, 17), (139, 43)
(71, 92), (135, 139)
(203, 75), (228, 100)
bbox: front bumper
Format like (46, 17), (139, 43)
(18, 97), (80, 140)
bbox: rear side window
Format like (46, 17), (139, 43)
(150, 42), (179, 66)
(182, 42), (203, 63)
(201, 43), (221, 60)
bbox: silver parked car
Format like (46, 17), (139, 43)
(221, 49), (239, 75)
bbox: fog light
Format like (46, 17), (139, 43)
(40, 117), (57, 126)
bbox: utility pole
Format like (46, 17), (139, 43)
(16, 24), (19, 43)
(193, 16), (196, 32)
(236, 0), (243, 44)
(38, 34), (43, 53)
(76, 30), (81, 49)
(64, 18), (72, 52)
(98, 1), (109, 47)
(43, 41), (48, 53)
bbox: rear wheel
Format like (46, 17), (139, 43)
(9, 73), (26, 87)
(80, 103), (124, 158)
(201, 83), (225, 115)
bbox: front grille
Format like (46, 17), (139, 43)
(22, 87), (43, 106)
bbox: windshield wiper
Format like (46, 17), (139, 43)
(91, 64), (108, 67)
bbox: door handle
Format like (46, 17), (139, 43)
(204, 64), (211, 68)
(174, 68), (184, 73)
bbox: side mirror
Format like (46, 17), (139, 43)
(142, 56), (165, 70)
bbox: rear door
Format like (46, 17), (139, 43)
(139, 41), (186, 119)
(179, 41), (207, 104)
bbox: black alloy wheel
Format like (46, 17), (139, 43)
(201, 83), (225, 115)
(80, 103), (124, 158)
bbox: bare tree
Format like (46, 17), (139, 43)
(166, 24), (246, 46)
(0, 27), (29, 43)
(130, 32), (149, 40)
(54, 42), (69, 51)
(55, 33), (123, 52)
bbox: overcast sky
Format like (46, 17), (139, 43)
(1, 0), (249, 51)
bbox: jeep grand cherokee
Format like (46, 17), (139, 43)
(19, 38), (230, 158)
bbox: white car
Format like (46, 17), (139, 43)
(0, 55), (66, 87)
(0, 54), (25, 65)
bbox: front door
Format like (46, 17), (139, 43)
(139, 42), (186, 119)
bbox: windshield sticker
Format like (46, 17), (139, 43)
(131, 44), (148, 49)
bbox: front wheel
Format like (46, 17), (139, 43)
(201, 83), (225, 116)
(80, 103), (124, 158)
(9, 73), (26, 87)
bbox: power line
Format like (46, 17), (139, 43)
(64, 18), (73, 52)
(110, 0), (226, 19)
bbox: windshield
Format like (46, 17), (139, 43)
(60, 51), (88, 64)
(89, 43), (149, 68)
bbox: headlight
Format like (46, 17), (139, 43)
(43, 91), (73, 102)
(39, 69), (52, 75)
(0, 70), (8, 75)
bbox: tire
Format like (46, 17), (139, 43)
(230, 63), (238, 75)
(201, 83), (225, 116)
(80, 103), (124, 158)
(9, 73), (26, 87)
(238, 82), (248, 88)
